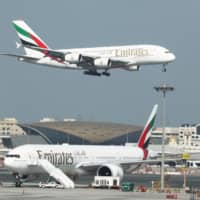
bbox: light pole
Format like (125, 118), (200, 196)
(126, 129), (129, 143)
(154, 84), (174, 192)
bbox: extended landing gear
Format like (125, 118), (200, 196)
(83, 70), (111, 77)
(84, 71), (101, 76)
(162, 64), (167, 72)
(102, 71), (110, 76)
(14, 173), (22, 187)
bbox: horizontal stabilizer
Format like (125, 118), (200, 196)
(0, 53), (39, 61)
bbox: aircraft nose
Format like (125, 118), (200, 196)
(165, 52), (176, 63)
(170, 53), (176, 61)
(4, 158), (10, 168)
(4, 158), (14, 169)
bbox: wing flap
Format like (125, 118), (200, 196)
(76, 157), (181, 171)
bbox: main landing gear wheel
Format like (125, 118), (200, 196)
(102, 71), (110, 76)
(83, 71), (101, 76)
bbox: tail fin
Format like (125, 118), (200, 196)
(12, 20), (48, 57)
(137, 104), (158, 150)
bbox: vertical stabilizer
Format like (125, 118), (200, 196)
(137, 104), (158, 150)
(12, 20), (48, 58)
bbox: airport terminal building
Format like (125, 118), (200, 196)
(19, 121), (142, 145)
(0, 118), (143, 157)
(1, 118), (200, 158)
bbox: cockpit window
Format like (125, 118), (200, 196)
(196, 163), (200, 167)
(165, 50), (170, 53)
(5, 154), (20, 158)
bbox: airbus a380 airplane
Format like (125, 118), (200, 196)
(4, 105), (158, 188)
(1, 20), (175, 76)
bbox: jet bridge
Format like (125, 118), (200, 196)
(38, 159), (74, 188)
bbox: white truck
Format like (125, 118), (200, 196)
(92, 176), (120, 189)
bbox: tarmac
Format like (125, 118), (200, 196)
(0, 169), (200, 200)
(0, 186), (193, 200)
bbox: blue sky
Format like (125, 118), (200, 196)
(0, 0), (199, 126)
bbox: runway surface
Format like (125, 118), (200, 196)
(0, 187), (193, 200)
(1, 169), (200, 188)
(0, 169), (199, 200)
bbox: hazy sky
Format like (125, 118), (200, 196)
(0, 0), (199, 127)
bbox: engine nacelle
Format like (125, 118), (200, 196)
(97, 164), (124, 179)
(94, 58), (111, 67)
(124, 65), (140, 71)
(65, 53), (81, 64)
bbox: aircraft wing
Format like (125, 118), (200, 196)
(21, 45), (131, 68)
(23, 45), (66, 60)
(0, 53), (39, 61)
(121, 158), (181, 166)
(22, 45), (98, 64)
(75, 158), (181, 170)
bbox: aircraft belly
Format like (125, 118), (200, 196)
(95, 66), (110, 70)
(21, 165), (44, 174)
(59, 165), (76, 174)
(134, 56), (166, 65)
(31, 59), (82, 70)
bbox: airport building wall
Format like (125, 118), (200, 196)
(1, 118), (200, 157)
(19, 122), (142, 145)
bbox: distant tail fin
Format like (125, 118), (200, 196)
(12, 20), (48, 57)
(137, 104), (158, 150)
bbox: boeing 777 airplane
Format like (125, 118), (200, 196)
(1, 20), (175, 76)
(4, 105), (158, 188)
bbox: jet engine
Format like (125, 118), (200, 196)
(124, 65), (140, 71)
(65, 53), (82, 63)
(97, 164), (124, 179)
(94, 58), (111, 67)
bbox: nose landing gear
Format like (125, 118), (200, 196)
(162, 64), (167, 72)
(14, 173), (22, 187)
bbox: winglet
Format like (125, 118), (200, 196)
(137, 104), (158, 150)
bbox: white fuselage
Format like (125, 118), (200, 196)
(8, 20), (176, 75)
(4, 144), (144, 175)
(30, 44), (175, 70)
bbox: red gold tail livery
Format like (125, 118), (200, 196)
(137, 104), (158, 158)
